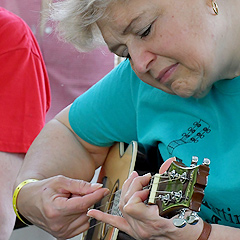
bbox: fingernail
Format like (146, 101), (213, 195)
(91, 183), (103, 188)
(104, 189), (110, 196)
(143, 172), (151, 177)
(130, 171), (138, 177)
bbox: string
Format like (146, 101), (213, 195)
(91, 173), (189, 212)
(86, 188), (186, 231)
(85, 174), (190, 231)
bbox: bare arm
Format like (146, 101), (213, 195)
(15, 105), (110, 184)
(14, 105), (111, 239)
(0, 152), (24, 239)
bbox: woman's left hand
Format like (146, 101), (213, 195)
(87, 160), (204, 240)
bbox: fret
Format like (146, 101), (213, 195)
(82, 142), (210, 239)
(110, 190), (122, 217)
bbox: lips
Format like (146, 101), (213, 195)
(156, 63), (179, 84)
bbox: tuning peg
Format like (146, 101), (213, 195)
(190, 156), (198, 167)
(186, 211), (200, 225)
(172, 209), (187, 228)
(203, 158), (210, 166)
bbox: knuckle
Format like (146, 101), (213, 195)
(123, 203), (134, 215)
(44, 209), (58, 220)
(119, 201), (124, 212)
(49, 223), (64, 234)
(43, 204), (59, 220)
(53, 175), (66, 183)
(79, 201), (88, 210)
(81, 221), (91, 232)
(77, 199), (88, 210)
(138, 230), (151, 240)
(77, 179), (88, 188)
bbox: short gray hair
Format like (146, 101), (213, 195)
(50, 0), (113, 52)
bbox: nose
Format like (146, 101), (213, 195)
(128, 41), (156, 74)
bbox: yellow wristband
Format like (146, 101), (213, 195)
(12, 179), (38, 225)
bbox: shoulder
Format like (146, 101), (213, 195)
(0, 7), (28, 34)
(0, 7), (36, 52)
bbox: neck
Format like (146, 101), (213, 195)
(216, 0), (240, 79)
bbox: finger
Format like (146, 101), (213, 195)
(123, 189), (159, 220)
(87, 209), (131, 234)
(38, 200), (91, 238)
(56, 187), (110, 213)
(120, 173), (151, 211)
(56, 214), (90, 239)
(121, 171), (139, 194)
(120, 171), (138, 204)
(125, 173), (151, 198)
(50, 175), (106, 196)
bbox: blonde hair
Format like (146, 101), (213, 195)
(50, 0), (114, 52)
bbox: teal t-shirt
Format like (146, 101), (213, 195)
(69, 60), (240, 228)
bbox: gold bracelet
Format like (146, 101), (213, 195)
(12, 179), (38, 225)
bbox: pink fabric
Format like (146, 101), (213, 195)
(0, 0), (114, 121)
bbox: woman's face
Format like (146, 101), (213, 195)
(97, 0), (223, 98)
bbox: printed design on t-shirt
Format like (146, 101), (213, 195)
(202, 200), (240, 226)
(167, 119), (211, 156)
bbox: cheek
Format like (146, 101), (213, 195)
(155, 15), (213, 68)
(162, 32), (212, 76)
(153, 24), (191, 63)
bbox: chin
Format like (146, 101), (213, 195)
(172, 84), (211, 98)
(193, 87), (212, 98)
(171, 88), (195, 98)
(174, 91), (208, 99)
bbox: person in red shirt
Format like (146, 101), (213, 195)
(0, 0), (115, 122)
(0, 7), (51, 239)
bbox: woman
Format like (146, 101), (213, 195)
(13, 0), (240, 239)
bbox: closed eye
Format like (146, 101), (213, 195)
(123, 24), (152, 59)
(139, 24), (152, 39)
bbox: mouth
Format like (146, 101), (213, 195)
(156, 63), (179, 84)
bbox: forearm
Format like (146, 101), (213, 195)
(11, 106), (111, 238)
(208, 224), (240, 239)
(178, 220), (240, 240)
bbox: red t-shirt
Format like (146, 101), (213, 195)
(0, 1), (114, 122)
(0, 7), (51, 153)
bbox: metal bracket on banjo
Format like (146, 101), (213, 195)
(148, 156), (210, 228)
(173, 156), (210, 227)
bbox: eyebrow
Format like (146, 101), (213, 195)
(108, 15), (142, 53)
(122, 16), (141, 35)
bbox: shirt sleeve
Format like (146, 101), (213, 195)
(0, 8), (51, 153)
(69, 60), (139, 146)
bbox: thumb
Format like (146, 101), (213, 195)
(50, 176), (107, 196)
(159, 157), (176, 174)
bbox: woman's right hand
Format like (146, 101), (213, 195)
(16, 175), (109, 239)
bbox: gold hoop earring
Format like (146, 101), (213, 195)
(212, 0), (219, 15)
